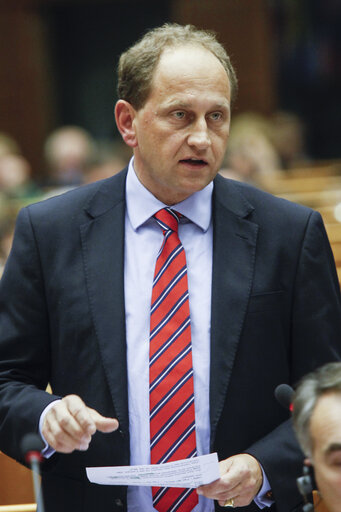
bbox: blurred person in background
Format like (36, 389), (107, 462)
(83, 139), (131, 184)
(293, 362), (341, 512)
(269, 111), (309, 170)
(220, 113), (281, 185)
(44, 125), (97, 187)
(0, 153), (41, 200)
(0, 133), (41, 251)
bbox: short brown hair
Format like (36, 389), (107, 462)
(117, 23), (238, 110)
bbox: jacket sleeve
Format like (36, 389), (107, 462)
(0, 207), (60, 463)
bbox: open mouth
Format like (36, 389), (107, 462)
(179, 158), (208, 166)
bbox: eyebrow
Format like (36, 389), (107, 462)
(325, 443), (341, 455)
(162, 100), (230, 111)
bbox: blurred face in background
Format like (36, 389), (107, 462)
(0, 155), (31, 190)
(310, 392), (341, 512)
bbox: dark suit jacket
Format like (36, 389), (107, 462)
(0, 169), (340, 512)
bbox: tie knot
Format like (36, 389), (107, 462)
(154, 208), (181, 233)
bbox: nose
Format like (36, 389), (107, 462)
(187, 118), (211, 151)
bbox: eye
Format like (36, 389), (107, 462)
(172, 111), (186, 120)
(331, 461), (341, 469)
(209, 112), (223, 121)
(327, 453), (341, 467)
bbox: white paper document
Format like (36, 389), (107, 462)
(86, 453), (220, 488)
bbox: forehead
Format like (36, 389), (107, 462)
(148, 45), (231, 104)
(311, 393), (341, 454)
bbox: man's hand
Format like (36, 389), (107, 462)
(42, 394), (119, 453)
(197, 454), (263, 508)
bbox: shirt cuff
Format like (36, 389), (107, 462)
(39, 399), (60, 459)
(253, 464), (274, 509)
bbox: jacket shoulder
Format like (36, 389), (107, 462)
(214, 174), (316, 224)
(25, 168), (127, 222)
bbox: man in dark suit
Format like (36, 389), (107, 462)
(0, 23), (340, 512)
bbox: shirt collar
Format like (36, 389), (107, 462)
(126, 157), (213, 232)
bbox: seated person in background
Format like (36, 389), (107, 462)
(44, 126), (97, 187)
(0, 154), (40, 200)
(219, 112), (281, 186)
(269, 111), (309, 170)
(83, 139), (131, 184)
(293, 362), (341, 512)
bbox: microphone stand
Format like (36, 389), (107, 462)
(21, 433), (46, 512)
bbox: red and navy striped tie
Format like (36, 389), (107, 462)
(150, 208), (198, 512)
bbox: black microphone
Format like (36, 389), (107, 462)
(21, 433), (45, 512)
(274, 383), (294, 411)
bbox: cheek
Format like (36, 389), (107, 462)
(212, 132), (229, 154)
(315, 465), (341, 497)
(159, 133), (186, 155)
(146, 128), (175, 151)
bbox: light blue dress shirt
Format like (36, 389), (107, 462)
(125, 159), (213, 511)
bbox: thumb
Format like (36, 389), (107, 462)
(219, 457), (234, 477)
(88, 408), (119, 433)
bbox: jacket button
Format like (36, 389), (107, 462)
(114, 498), (123, 508)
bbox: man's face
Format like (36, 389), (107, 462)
(131, 45), (231, 205)
(310, 392), (341, 512)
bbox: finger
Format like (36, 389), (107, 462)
(42, 395), (119, 453)
(43, 397), (94, 452)
(52, 399), (93, 442)
(197, 479), (240, 501)
(219, 457), (234, 476)
(197, 459), (236, 498)
(43, 413), (90, 453)
(215, 455), (262, 508)
(214, 479), (252, 503)
(63, 395), (97, 436)
(198, 456), (257, 502)
(88, 407), (119, 433)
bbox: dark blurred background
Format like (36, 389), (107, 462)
(0, 0), (340, 177)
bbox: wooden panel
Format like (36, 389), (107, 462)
(0, 452), (34, 505)
(281, 161), (341, 178)
(0, 506), (36, 512)
(0, 5), (54, 176)
(276, 190), (341, 209)
(325, 224), (341, 244)
(318, 206), (340, 224)
(331, 243), (341, 265)
(262, 175), (341, 195)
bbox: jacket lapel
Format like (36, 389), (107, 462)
(80, 169), (129, 435)
(210, 175), (258, 445)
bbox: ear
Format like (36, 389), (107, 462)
(115, 100), (138, 148)
(304, 458), (312, 467)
